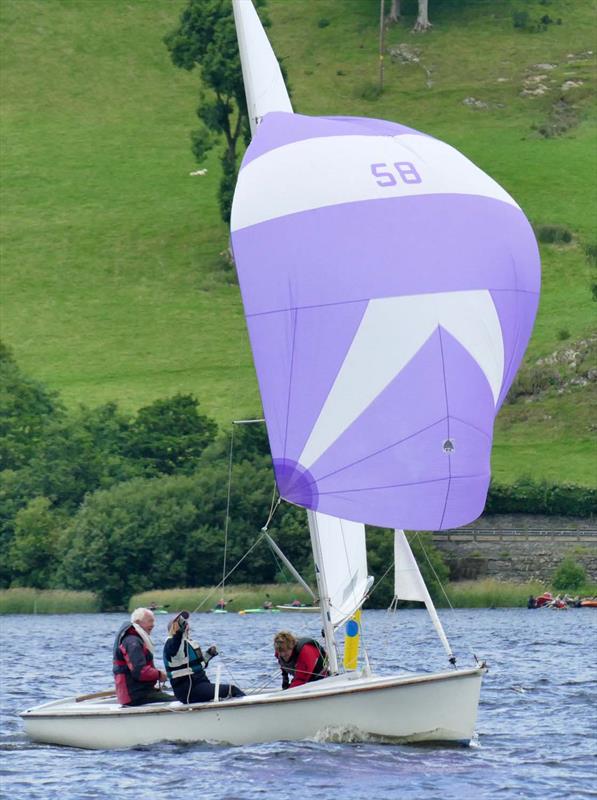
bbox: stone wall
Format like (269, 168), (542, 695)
(431, 516), (597, 583)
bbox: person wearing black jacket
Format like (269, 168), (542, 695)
(113, 608), (171, 706)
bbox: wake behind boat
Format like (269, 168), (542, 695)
(20, 0), (539, 750)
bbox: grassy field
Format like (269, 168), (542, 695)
(1, 0), (595, 484)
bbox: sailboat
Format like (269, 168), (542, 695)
(20, 0), (539, 750)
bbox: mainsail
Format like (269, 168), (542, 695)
(313, 512), (373, 627)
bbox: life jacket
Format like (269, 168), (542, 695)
(112, 622), (136, 677)
(112, 622), (157, 705)
(164, 635), (206, 683)
(277, 637), (327, 682)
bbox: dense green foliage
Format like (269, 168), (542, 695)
(551, 557), (587, 591)
(1, 345), (595, 608)
(487, 479), (597, 516)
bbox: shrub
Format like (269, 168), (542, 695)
(318, 18), (330, 28)
(557, 328), (570, 341)
(486, 479), (597, 517)
(535, 224), (573, 244)
(552, 558), (587, 591)
(359, 84), (383, 101)
(512, 10), (530, 29)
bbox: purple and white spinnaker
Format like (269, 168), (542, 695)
(230, 22), (540, 535)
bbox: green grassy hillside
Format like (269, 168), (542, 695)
(1, 0), (595, 486)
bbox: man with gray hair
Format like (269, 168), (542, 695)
(113, 607), (170, 706)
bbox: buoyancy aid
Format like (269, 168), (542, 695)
(277, 637), (327, 682)
(112, 622), (159, 705)
(164, 634), (207, 683)
(112, 622), (136, 676)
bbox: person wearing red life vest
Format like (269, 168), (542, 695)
(112, 608), (170, 706)
(274, 631), (328, 690)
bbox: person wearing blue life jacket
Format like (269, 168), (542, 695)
(162, 611), (244, 704)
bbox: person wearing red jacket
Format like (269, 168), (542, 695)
(112, 608), (170, 706)
(274, 631), (328, 690)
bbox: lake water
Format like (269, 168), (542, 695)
(1, 608), (595, 800)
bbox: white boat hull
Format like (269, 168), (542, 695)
(21, 667), (484, 750)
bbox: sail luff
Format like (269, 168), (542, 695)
(307, 510), (339, 674)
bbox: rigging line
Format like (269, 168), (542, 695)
(412, 532), (479, 663)
(367, 559), (395, 602)
(244, 667), (283, 695)
(222, 425), (235, 604)
(260, 484), (281, 532)
(191, 533), (267, 613)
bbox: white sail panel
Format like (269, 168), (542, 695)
(232, 0), (292, 134)
(315, 511), (372, 627)
(394, 530), (454, 660)
(394, 529), (428, 602)
(231, 133), (518, 232)
(299, 290), (504, 470)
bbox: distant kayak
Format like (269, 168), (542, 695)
(579, 599), (597, 608)
(276, 605), (320, 613)
(238, 608), (281, 615)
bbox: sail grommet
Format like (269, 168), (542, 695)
(442, 439), (455, 453)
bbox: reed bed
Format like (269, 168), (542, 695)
(444, 579), (548, 608)
(129, 583), (313, 614)
(0, 588), (100, 614)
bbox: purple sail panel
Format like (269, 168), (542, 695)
(230, 112), (541, 530)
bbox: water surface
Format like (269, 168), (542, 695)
(1, 608), (595, 799)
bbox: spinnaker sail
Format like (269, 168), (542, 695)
(230, 108), (540, 530)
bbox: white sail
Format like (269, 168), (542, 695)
(232, 0), (292, 134)
(316, 512), (373, 627)
(394, 530), (454, 662)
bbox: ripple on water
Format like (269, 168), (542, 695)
(2, 608), (596, 800)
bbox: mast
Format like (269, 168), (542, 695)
(307, 510), (339, 674)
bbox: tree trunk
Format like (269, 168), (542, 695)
(388, 0), (400, 23)
(413, 0), (432, 32)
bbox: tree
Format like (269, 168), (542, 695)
(388, 0), (401, 23)
(413, 0), (432, 31)
(0, 340), (64, 472)
(164, 0), (272, 223)
(26, 402), (139, 511)
(9, 497), (64, 588)
(386, 1), (432, 31)
(126, 394), (217, 476)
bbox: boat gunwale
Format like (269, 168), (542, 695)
(20, 666), (485, 720)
